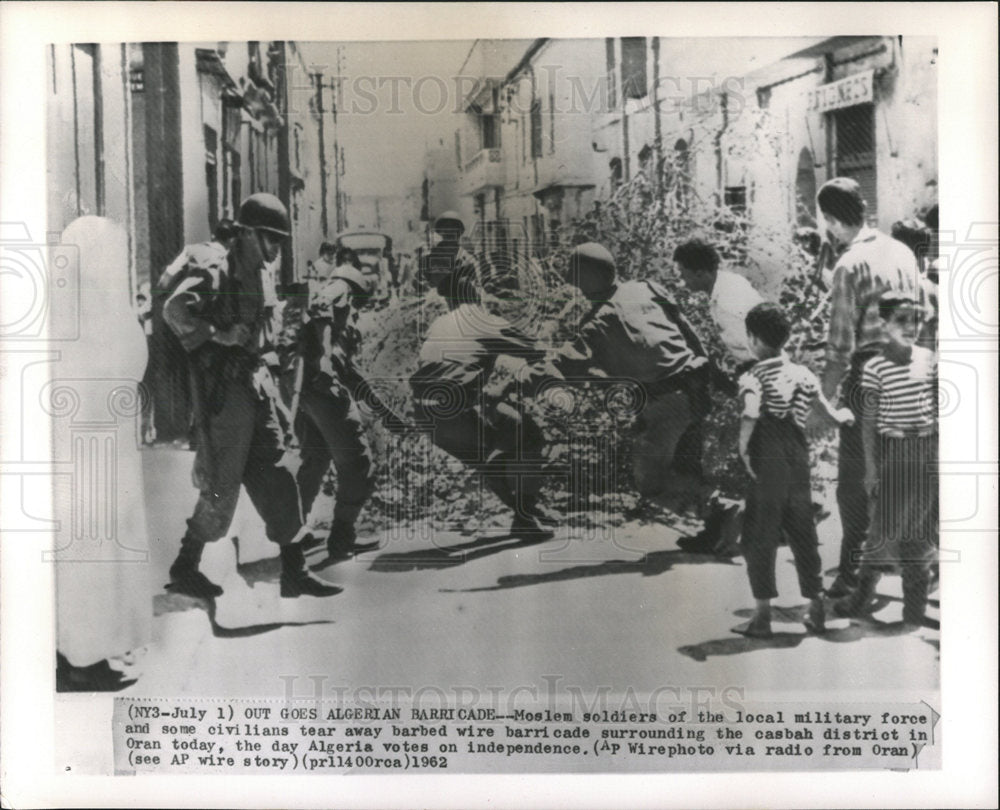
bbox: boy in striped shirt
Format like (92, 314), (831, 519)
(834, 293), (937, 629)
(733, 303), (854, 639)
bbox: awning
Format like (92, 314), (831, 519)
(532, 181), (595, 200)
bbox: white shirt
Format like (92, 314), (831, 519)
(710, 269), (763, 363)
(312, 256), (337, 282)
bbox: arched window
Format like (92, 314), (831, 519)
(795, 147), (817, 226)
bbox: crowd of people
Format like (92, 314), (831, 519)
(56, 175), (939, 689)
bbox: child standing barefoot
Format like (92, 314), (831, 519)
(834, 293), (938, 629)
(733, 304), (854, 639)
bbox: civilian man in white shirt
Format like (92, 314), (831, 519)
(310, 241), (338, 282)
(674, 237), (763, 367)
(673, 237), (764, 555)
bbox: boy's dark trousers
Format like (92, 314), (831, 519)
(742, 414), (823, 600)
(835, 348), (881, 587)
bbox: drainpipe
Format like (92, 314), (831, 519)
(714, 90), (729, 205)
(652, 37), (662, 193)
(528, 64), (539, 188)
(313, 73), (329, 238)
(622, 101), (630, 182)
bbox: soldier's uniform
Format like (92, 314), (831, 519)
(411, 302), (551, 535)
(412, 212), (552, 536)
(553, 244), (711, 507)
(286, 266), (379, 558)
(163, 193), (340, 599)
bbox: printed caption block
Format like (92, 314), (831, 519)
(114, 698), (941, 774)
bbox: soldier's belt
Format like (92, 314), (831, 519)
(644, 365), (709, 398)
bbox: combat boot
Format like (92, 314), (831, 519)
(280, 543), (343, 598)
(326, 519), (380, 563)
(166, 535), (223, 599)
(509, 512), (555, 542)
(833, 569), (881, 618)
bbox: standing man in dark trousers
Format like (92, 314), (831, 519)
(163, 193), (341, 599)
(411, 213), (554, 539)
(812, 178), (923, 597)
(290, 261), (407, 562)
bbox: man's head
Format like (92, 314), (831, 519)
(744, 302), (791, 358)
(816, 177), (866, 246)
(565, 242), (617, 302)
(336, 246), (361, 270)
(213, 219), (239, 249)
(319, 241), (336, 261)
(673, 238), (720, 293)
(433, 211), (465, 242)
(878, 292), (922, 349)
(237, 193), (290, 263)
(331, 264), (376, 303)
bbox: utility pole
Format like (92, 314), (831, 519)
(313, 71), (329, 237)
(331, 46), (343, 233)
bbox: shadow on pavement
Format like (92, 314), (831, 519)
(367, 533), (552, 572)
(153, 590), (335, 637)
(439, 548), (733, 593)
(679, 595), (938, 662)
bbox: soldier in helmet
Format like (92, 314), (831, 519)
(411, 213), (555, 539)
(163, 193), (341, 599)
(550, 242), (713, 513)
(421, 211), (478, 288)
(289, 251), (408, 562)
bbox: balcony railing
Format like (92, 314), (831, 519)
(464, 148), (502, 173)
(461, 148), (505, 193)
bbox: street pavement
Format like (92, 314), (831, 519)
(129, 446), (940, 701)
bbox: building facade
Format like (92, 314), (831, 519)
(47, 41), (331, 441)
(429, 36), (938, 290)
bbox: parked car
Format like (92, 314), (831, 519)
(334, 231), (395, 303)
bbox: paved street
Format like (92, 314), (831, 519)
(126, 446), (940, 702)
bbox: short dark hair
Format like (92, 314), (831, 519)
(673, 238), (720, 273)
(878, 292), (920, 321)
(745, 302), (790, 349)
(213, 218), (238, 242)
(320, 241), (336, 255)
(336, 247), (361, 269)
(816, 177), (866, 227)
(891, 219), (931, 257)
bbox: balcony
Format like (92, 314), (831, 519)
(461, 148), (505, 195)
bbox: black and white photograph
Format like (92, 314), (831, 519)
(1, 2), (996, 808)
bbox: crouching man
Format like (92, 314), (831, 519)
(550, 243), (713, 514)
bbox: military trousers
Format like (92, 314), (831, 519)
(186, 369), (302, 547)
(296, 385), (376, 525)
(631, 373), (709, 507)
(414, 396), (546, 516)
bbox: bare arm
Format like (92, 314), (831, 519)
(814, 389), (855, 426)
(739, 416), (758, 480)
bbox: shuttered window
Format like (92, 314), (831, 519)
(832, 103), (877, 223)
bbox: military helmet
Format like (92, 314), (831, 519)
(237, 193), (290, 237)
(331, 264), (375, 297)
(566, 242), (617, 297)
(433, 210), (465, 237)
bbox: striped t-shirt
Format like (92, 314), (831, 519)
(739, 354), (820, 430)
(860, 347), (937, 433)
